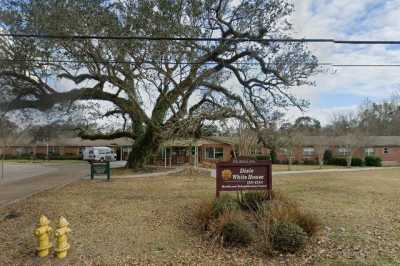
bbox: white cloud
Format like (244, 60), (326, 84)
(287, 0), (400, 124)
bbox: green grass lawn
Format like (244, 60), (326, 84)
(0, 168), (399, 265)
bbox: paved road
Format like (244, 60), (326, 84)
(0, 163), (57, 184)
(0, 162), (89, 207)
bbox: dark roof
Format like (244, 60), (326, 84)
(302, 136), (400, 147)
(0, 137), (134, 147)
(162, 136), (238, 147)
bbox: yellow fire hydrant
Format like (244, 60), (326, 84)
(54, 216), (71, 259)
(34, 215), (52, 257)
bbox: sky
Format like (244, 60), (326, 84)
(14, 0), (400, 127)
(290, 0), (400, 124)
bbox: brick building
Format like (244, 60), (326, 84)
(276, 136), (400, 166)
(0, 137), (134, 160)
(2, 135), (400, 166)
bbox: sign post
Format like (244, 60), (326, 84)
(90, 161), (111, 181)
(216, 159), (272, 199)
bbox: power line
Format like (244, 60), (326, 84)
(332, 64), (400, 67)
(0, 58), (317, 65)
(1, 58), (400, 68)
(1, 33), (400, 45)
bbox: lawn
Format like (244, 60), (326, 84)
(0, 169), (399, 265)
(111, 166), (177, 176)
(272, 164), (347, 172)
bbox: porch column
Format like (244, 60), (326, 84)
(164, 146), (167, 168)
(169, 147), (172, 168)
(195, 146), (199, 168)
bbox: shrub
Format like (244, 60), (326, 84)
(212, 195), (240, 218)
(365, 156), (382, 167)
(327, 157), (347, 166)
(193, 200), (214, 231)
(271, 221), (307, 253)
(323, 150), (333, 163)
(270, 149), (278, 164)
(351, 157), (363, 166)
(255, 155), (268, 161)
(267, 193), (320, 236)
(192, 190), (320, 255)
(303, 159), (318, 165)
(5, 154), (32, 160)
(293, 211), (321, 236)
(34, 154), (47, 160)
(240, 192), (268, 211)
(48, 154), (83, 160)
(220, 214), (254, 247)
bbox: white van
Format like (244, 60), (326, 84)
(83, 147), (117, 162)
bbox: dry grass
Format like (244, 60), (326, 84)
(272, 164), (347, 172)
(111, 166), (175, 176)
(0, 169), (400, 265)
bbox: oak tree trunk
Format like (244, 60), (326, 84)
(126, 126), (161, 169)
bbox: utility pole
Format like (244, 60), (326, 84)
(1, 146), (4, 182)
(0, 114), (5, 182)
(46, 138), (49, 160)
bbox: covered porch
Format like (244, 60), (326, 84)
(156, 137), (235, 168)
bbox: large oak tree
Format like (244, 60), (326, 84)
(0, 0), (318, 168)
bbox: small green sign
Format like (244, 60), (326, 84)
(90, 162), (111, 181)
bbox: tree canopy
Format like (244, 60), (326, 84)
(0, 0), (318, 168)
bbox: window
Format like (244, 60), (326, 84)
(337, 147), (350, 156)
(49, 146), (60, 155)
(16, 147), (32, 155)
(205, 147), (224, 160)
(205, 147), (214, 159)
(384, 147), (390, 154)
(215, 148), (224, 159)
(303, 147), (315, 156)
(365, 147), (374, 156)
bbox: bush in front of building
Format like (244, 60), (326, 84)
(3, 154), (33, 160)
(48, 154), (83, 160)
(327, 157), (347, 166)
(327, 157), (364, 167)
(303, 159), (318, 165)
(270, 149), (278, 164)
(323, 149), (333, 163)
(364, 156), (382, 167)
(255, 155), (268, 161)
(351, 157), (363, 166)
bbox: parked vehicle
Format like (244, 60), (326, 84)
(82, 147), (117, 162)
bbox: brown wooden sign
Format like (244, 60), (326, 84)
(216, 160), (272, 197)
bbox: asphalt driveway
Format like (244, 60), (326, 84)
(0, 162), (90, 207)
